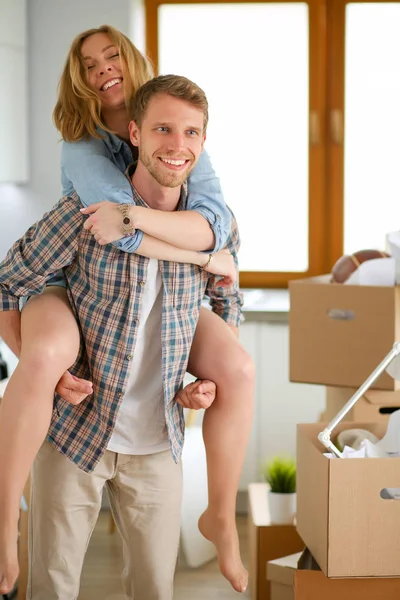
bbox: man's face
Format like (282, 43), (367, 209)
(129, 93), (206, 188)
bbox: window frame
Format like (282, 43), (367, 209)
(145, 0), (329, 288)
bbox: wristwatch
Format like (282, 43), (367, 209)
(117, 204), (135, 236)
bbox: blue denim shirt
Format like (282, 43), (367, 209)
(61, 129), (231, 253)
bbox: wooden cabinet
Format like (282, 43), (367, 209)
(248, 483), (304, 600)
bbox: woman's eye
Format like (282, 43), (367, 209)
(87, 65), (94, 70)
(109, 53), (120, 59)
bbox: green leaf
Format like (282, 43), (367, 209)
(261, 455), (296, 494)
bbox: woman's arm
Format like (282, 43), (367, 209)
(137, 235), (236, 286)
(63, 140), (230, 252)
(186, 150), (232, 251)
(61, 139), (144, 253)
(128, 151), (232, 250)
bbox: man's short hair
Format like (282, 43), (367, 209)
(132, 74), (208, 133)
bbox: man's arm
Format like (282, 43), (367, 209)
(204, 209), (244, 329)
(0, 195), (82, 319)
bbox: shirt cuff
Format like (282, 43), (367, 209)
(0, 290), (19, 311)
(193, 206), (229, 252)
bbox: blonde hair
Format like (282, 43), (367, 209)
(132, 74), (209, 133)
(53, 25), (154, 142)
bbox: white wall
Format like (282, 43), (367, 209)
(0, 0), (135, 259)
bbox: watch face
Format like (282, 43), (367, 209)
(123, 217), (131, 225)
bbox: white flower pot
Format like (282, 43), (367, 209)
(268, 491), (296, 524)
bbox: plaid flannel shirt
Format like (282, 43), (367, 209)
(0, 182), (242, 473)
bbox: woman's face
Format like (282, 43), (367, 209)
(81, 32), (126, 111)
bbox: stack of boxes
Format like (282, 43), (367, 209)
(264, 275), (400, 598)
(289, 274), (400, 421)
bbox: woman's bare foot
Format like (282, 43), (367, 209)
(0, 519), (19, 595)
(198, 509), (248, 593)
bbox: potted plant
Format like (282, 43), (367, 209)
(262, 455), (296, 524)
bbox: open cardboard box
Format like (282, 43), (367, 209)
(267, 550), (400, 599)
(289, 275), (400, 390)
(296, 422), (400, 578)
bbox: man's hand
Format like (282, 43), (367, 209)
(80, 201), (132, 245)
(203, 249), (236, 287)
(175, 379), (216, 410)
(55, 371), (93, 405)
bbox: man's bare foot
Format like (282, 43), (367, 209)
(198, 509), (248, 593)
(0, 521), (19, 595)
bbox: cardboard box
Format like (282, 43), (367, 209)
(248, 483), (304, 600)
(289, 275), (400, 390)
(296, 422), (400, 578)
(320, 386), (400, 424)
(267, 551), (400, 600)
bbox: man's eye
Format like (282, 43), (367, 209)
(157, 127), (169, 132)
(187, 130), (198, 136)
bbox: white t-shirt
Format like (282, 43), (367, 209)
(107, 258), (169, 455)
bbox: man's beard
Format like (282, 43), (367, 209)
(139, 150), (193, 188)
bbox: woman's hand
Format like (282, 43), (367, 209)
(202, 249), (237, 287)
(80, 201), (133, 244)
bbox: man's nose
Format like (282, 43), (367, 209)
(167, 132), (185, 149)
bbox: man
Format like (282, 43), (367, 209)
(0, 75), (242, 600)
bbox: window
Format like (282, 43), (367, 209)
(145, 0), (400, 287)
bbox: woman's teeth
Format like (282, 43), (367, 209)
(101, 78), (122, 91)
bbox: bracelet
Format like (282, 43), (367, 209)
(201, 253), (214, 270)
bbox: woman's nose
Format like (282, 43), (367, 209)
(98, 64), (112, 76)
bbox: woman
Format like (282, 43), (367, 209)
(0, 25), (254, 595)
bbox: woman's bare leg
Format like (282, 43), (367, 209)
(0, 287), (83, 594)
(187, 307), (255, 593)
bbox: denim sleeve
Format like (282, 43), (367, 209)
(187, 149), (231, 252)
(205, 210), (243, 327)
(61, 139), (144, 253)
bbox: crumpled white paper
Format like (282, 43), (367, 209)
(324, 410), (400, 459)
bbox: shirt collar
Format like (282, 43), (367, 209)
(125, 162), (188, 211)
(95, 126), (125, 154)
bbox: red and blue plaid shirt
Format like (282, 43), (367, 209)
(0, 183), (242, 472)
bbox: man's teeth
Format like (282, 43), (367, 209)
(101, 78), (122, 91)
(160, 158), (187, 166)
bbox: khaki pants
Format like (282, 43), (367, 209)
(27, 442), (182, 600)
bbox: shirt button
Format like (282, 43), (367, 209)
(117, 392), (123, 399)
(126, 354), (133, 361)
(216, 214), (221, 220)
(133, 318), (139, 325)
(139, 281), (146, 287)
